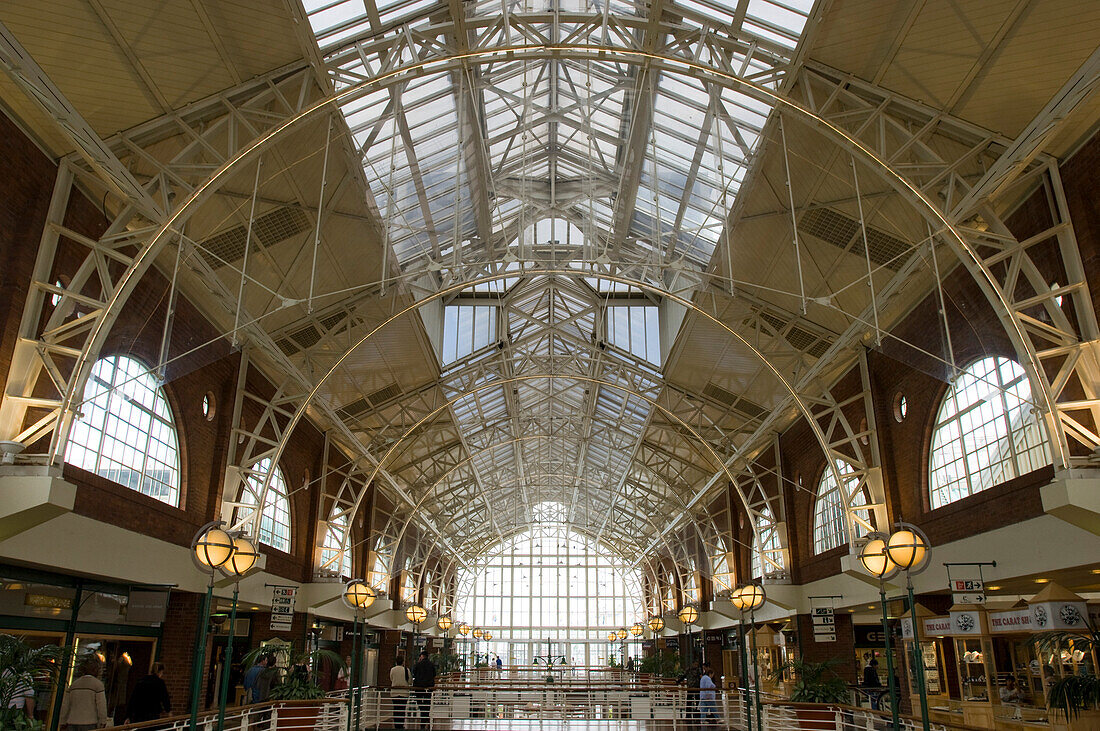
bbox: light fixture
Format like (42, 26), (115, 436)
(192, 523), (235, 571)
(678, 605), (699, 625)
(739, 584), (766, 611)
(406, 604), (427, 625)
(885, 528), (929, 573)
(472, 628), (483, 639)
(647, 616), (664, 632)
(729, 586), (747, 611)
(342, 580), (377, 611)
(858, 533), (899, 580)
(987, 585), (1001, 591)
(458, 623), (471, 636)
(219, 534), (260, 578)
(630, 623), (644, 637)
(437, 615), (453, 631)
(607, 631), (618, 643)
(484, 632), (492, 641)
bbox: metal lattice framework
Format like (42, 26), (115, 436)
(2, 0), (1098, 613)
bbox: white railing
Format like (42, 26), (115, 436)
(330, 685), (752, 729)
(760, 701), (992, 731)
(110, 699), (349, 731)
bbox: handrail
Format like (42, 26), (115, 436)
(762, 699), (994, 731)
(109, 697), (349, 731)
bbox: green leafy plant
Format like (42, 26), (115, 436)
(0, 634), (67, 731)
(430, 651), (463, 674)
(241, 642), (345, 701)
(1031, 620), (1100, 719)
(639, 650), (682, 679)
(770, 657), (849, 704)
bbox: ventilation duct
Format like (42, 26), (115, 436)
(800, 207), (911, 272)
(199, 207), (311, 268)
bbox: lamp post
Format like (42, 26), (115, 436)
(457, 623), (470, 668)
(189, 522), (236, 731)
(730, 588), (752, 731)
(616, 628), (629, 666)
(678, 605), (699, 666)
(859, 533), (901, 730)
(884, 524), (932, 731)
(629, 623), (644, 668)
(215, 533), (258, 730)
(738, 584), (767, 731)
(472, 628), (483, 665)
(406, 604), (427, 664)
(607, 632), (618, 666)
(343, 580), (376, 731)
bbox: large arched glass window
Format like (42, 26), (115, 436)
(239, 457), (292, 553)
(711, 537), (735, 595)
(66, 355), (181, 506)
(813, 459), (866, 553)
(454, 501), (642, 666)
(930, 356), (1050, 509)
(751, 506), (785, 579)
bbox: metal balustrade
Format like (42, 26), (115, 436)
(108, 699), (349, 731)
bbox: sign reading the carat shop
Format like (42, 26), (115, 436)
(270, 586), (298, 632)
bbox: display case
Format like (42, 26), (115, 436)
(901, 606), (951, 718)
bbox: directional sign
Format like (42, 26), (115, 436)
(950, 579), (984, 592)
(812, 606), (836, 643)
(953, 593), (986, 605)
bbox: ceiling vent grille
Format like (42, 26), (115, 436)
(199, 207), (311, 267)
(336, 398), (370, 420)
(801, 207), (910, 271)
(702, 383), (768, 421)
(744, 307), (832, 360)
(273, 311), (351, 357)
(367, 383), (402, 407)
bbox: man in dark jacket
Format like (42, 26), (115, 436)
(411, 651), (436, 729)
(126, 662), (171, 723)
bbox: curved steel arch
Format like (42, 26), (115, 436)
(46, 42), (1071, 569)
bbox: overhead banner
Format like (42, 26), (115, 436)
(270, 586), (298, 632)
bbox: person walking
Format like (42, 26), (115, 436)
(411, 651), (436, 729)
(125, 662), (171, 724)
(59, 658), (108, 730)
(389, 655), (411, 729)
(862, 657), (883, 710)
(699, 667), (718, 727)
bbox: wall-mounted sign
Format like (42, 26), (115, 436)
(921, 616), (952, 637)
(901, 617), (914, 640)
(664, 637), (680, 650)
(812, 606), (836, 643)
(989, 608), (1033, 633)
(948, 610), (983, 635)
(854, 625), (887, 647)
(127, 590), (170, 624)
(270, 586), (297, 632)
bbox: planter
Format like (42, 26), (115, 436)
(1064, 708), (1100, 731)
(275, 701), (322, 730)
(788, 702), (839, 731)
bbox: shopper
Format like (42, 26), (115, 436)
(3, 667), (36, 721)
(389, 655), (411, 729)
(126, 662), (171, 723)
(411, 651), (436, 729)
(699, 668), (718, 727)
(862, 657), (883, 710)
(59, 658), (108, 730)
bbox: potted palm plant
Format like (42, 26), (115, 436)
(242, 642), (345, 729)
(1031, 619), (1100, 729)
(0, 635), (67, 731)
(770, 657), (849, 730)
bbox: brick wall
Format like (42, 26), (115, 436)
(794, 612), (857, 684)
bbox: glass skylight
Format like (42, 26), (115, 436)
(607, 305), (661, 366)
(442, 304), (497, 365)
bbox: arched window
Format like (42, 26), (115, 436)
(320, 514), (352, 577)
(454, 501), (642, 665)
(930, 356), (1050, 509)
(66, 355), (181, 506)
(711, 537), (735, 594)
(751, 506), (785, 579)
(239, 457), (292, 552)
(813, 459), (866, 553)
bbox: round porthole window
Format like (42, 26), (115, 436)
(859, 417), (869, 445)
(202, 392), (216, 421)
(893, 392), (908, 422)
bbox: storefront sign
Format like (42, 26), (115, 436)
(989, 608), (1033, 633)
(812, 606), (836, 643)
(921, 616), (952, 637)
(948, 609), (983, 635)
(126, 590), (170, 623)
(901, 617), (914, 640)
(24, 593), (72, 609)
(664, 637), (680, 650)
(1030, 600), (1088, 631)
(854, 625), (888, 647)
(270, 586), (298, 631)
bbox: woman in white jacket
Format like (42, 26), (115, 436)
(60, 658), (108, 730)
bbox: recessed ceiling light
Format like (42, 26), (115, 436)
(1034, 578), (1049, 584)
(987, 586), (1001, 591)
(848, 609), (855, 612)
(1091, 569), (1100, 575)
(867, 605), (875, 610)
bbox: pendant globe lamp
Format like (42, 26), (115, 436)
(215, 533), (259, 731)
(738, 584), (766, 731)
(342, 580), (376, 731)
(647, 616), (664, 633)
(859, 533), (901, 731)
(188, 522), (236, 731)
(406, 604), (427, 658)
(438, 615), (453, 632)
(728, 586), (752, 731)
(678, 604), (700, 666)
(458, 622), (471, 666)
(884, 523), (933, 731)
